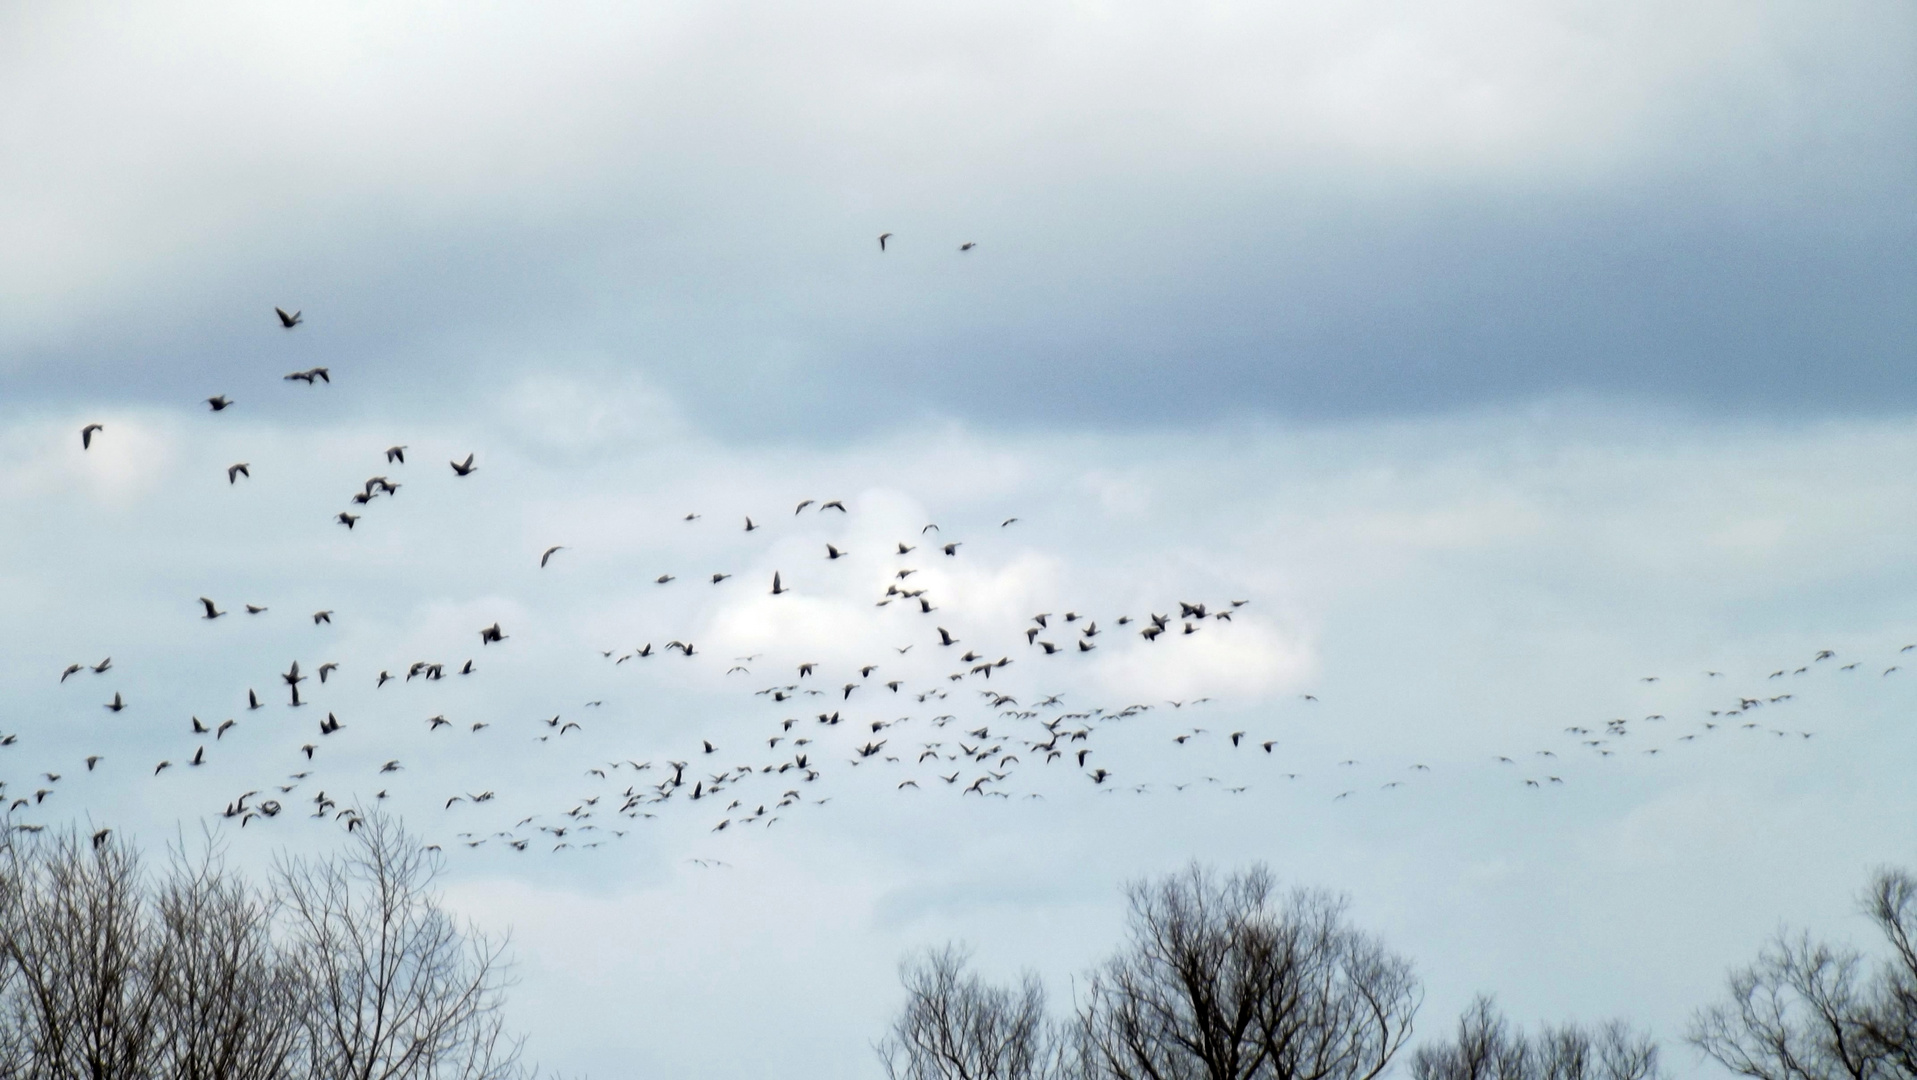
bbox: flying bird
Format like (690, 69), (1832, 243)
(227, 463), (250, 484)
(878, 232), (892, 251)
(275, 307), (302, 328)
(385, 445), (406, 463)
(450, 454), (477, 476)
(206, 395), (232, 411)
(540, 546), (565, 568)
(771, 572), (788, 595)
(80, 424), (103, 449)
(959, 242), (976, 251)
(199, 597), (225, 619)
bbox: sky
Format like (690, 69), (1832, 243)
(2, 2), (1915, 1077)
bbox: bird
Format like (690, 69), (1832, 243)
(104, 693), (126, 713)
(959, 242), (977, 251)
(744, 517), (758, 532)
(283, 367), (330, 384)
(479, 623), (507, 645)
(938, 628), (958, 646)
(450, 454), (477, 476)
(199, 597), (225, 619)
(226, 463), (250, 484)
(206, 395), (233, 411)
(1001, 518), (1018, 527)
(771, 572), (788, 596)
(312, 611), (332, 624)
(826, 544), (847, 560)
(275, 307), (302, 328)
(245, 604), (267, 615)
(337, 512), (359, 529)
(80, 424), (103, 449)
(85, 756), (101, 771)
(878, 232), (892, 251)
(540, 545), (565, 568)
(385, 445), (407, 463)
(943, 543), (961, 556)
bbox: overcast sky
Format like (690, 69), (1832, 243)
(3, 3), (1916, 1077)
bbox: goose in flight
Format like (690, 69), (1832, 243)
(199, 597), (225, 619)
(385, 445), (406, 463)
(540, 546), (565, 568)
(959, 242), (976, 251)
(771, 571), (788, 595)
(227, 463), (250, 484)
(450, 454), (477, 476)
(206, 395), (232, 411)
(275, 307), (302, 328)
(878, 232), (892, 251)
(80, 424), (103, 449)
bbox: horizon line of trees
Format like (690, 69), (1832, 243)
(0, 812), (539, 1080)
(879, 861), (1917, 1080)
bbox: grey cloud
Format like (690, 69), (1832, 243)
(1, 1), (1910, 435)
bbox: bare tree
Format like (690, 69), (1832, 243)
(1690, 866), (1917, 1080)
(1859, 871), (1917, 1079)
(1074, 864), (1421, 1080)
(0, 829), (163, 1080)
(277, 811), (523, 1080)
(149, 840), (304, 1080)
(878, 945), (1062, 1080)
(1412, 995), (1663, 1080)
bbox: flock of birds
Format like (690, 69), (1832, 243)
(12, 302), (1897, 856)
